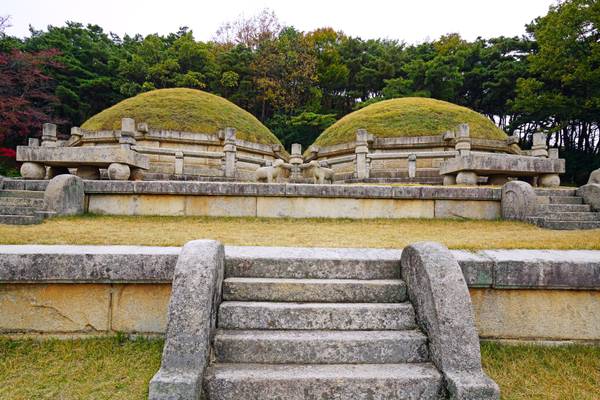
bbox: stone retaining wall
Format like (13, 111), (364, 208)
(0, 245), (599, 341)
(3, 179), (503, 219)
(83, 181), (502, 219)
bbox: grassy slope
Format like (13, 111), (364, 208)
(0, 338), (598, 400)
(81, 88), (282, 146)
(313, 97), (508, 147)
(0, 215), (599, 250)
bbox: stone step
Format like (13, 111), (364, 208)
(534, 212), (600, 222)
(0, 214), (43, 225)
(0, 190), (44, 199)
(0, 197), (44, 207)
(225, 247), (401, 279)
(204, 363), (444, 400)
(222, 278), (406, 303)
(218, 301), (416, 331)
(0, 205), (38, 216)
(538, 204), (591, 213)
(214, 329), (429, 364)
(532, 218), (600, 230)
(535, 188), (577, 197)
(548, 196), (583, 205)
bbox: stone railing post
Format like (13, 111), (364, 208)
(507, 134), (520, 154)
(309, 145), (319, 161)
(120, 118), (137, 150)
(70, 127), (83, 141)
(455, 123), (471, 156)
(355, 129), (369, 180)
(531, 132), (548, 158)
(408, 153), (417, 178)
(223, 127), (237, 178)
(175, 151), (184, 175)
(41, 123), (57, 147)
(289, 143), (303, 182)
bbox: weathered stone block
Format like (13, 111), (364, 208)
(111, 283), (171, 333)
(501, 181), (537, 221)
(0, 283), (110, 333)
(44, 174), (85, 215)
(434, 200), (500, 220)
(471, 288), (600, 341)
(577, 183), (600, 211)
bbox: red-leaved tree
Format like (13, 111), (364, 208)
(0, 48), (61, 151)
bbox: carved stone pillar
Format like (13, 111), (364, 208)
(223, 127), (237, 179)
(355, 129), (369, 180)
(531, 132), (548, 158)
(120, 118), (137, 150)
(289, 143), (303, 183)
(455, 123), (471, 156)
(41, 123), (57, 147)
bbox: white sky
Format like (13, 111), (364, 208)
(3, 0), (557, 43)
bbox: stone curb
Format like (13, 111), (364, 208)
(148, 240), (225, 400)
(401, 242), (500, 399)
(0, 245), (599, 289)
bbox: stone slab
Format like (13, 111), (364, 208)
(479, 250), (600, 289)
(204, 363), (444, 400)
(218, 301), (416, 330)
(256, 197), (435, 219)
(434, 199), (500, 219)
(213, 329), (429, 364)
(225, 246), (402, 279)
(471, 288), (600, 341)
(111, 283), (171, 333)
(16, 146), (149, 169)
(1, 246), (600, 291)
(0, 283), (110, 333)
(439, 153), (565, 176)
(81, 180), (501, 201)
(222, 277), (407, 303)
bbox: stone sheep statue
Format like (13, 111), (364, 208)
(254, 159), (290, 183)
(302, 160), (335, 184)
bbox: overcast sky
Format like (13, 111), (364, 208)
(4, 0), (557, 43)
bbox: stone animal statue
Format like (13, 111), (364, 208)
(302, 160), (335, 184)
(588, 168), (600, 185)
(254, 159), (290, 183)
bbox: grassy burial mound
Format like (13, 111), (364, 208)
(81, 88), (283, 146)
(313, 97), (508, 147)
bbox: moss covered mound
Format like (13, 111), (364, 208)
(313, 97), (507, 147)
(81, 88), (282, 146)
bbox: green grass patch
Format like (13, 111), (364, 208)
(0, 336), (163, 400)
(0, 214), (599, 250)
(313, 97), (508, 147)
(0, 338), (597, 399)
(81, 88), (283, 147)
(481, 342), (600, 400)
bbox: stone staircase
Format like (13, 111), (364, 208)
(203, 255), (445, 399)
(0, 189), (49, 225)
(529, 188), (600, 230)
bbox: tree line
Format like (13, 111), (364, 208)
(0, 0), (598, 183)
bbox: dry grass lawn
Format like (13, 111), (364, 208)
(0, 214), (599, 249)
(0, 338), (597, 400)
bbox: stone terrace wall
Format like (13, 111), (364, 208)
(0, 245), (599, 341)
(82, 181), (502, 219)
